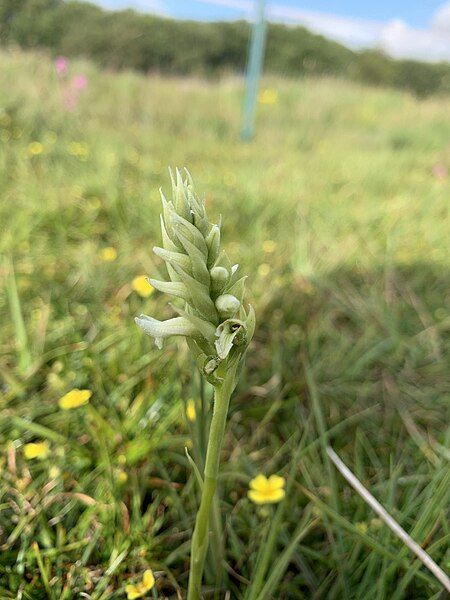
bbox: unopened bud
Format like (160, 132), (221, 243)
(215, 294), (240, 318)
(210, 266), (228, 282)
(210, 266), (229, 294)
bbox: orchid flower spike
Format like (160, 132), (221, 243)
(135, 168), (255, 383)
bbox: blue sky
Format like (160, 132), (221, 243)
(95, 0), (450, 61)
(97, 0), (443, 27)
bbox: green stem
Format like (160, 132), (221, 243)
(210, 493), (225, 596)
(187, 365), (237, 600)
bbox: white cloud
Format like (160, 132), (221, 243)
(266, 1), (450, 62)
(194, 0), (252, 13)
(378, 2), (450, 62)
(432, 1), (450, 32)
(267, 5), (383, 49)
(379, 16), (450, 62)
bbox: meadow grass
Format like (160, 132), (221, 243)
(0, 48), (449, 598)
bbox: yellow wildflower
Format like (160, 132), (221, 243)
(99, 246), (117, 262)
(258, 88), (278, 105)
(132, 276), (154, 298)
(258, 263), (270, 277)
(24, 441), (50, 460)
(28, 142), (44, 156)
(248, 474), (285, 505)
(186, 399), (196, 422)
(262, 240), (276, 253)
(125, 569), (155, 599)
(356, 522), (368, 534)
(117, 469), (128, 483)
(59, 389), (92, 410)
(67, 141), (89, 159)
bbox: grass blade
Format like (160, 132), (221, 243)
(327, 446), (450, 593)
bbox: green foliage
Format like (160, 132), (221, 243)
(2, 0), (450, 96)
(265, 23), (355, 77)
(0, 51), (449, 597)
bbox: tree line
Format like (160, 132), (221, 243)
(1, 0), (450, 97)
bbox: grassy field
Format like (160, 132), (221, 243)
(0, 48), (449, 599)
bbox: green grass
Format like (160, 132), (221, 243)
(0, 47), (449, 598)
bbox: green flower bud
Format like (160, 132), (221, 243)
(215, 294), (241, 319)
(210, 266), (229, 295)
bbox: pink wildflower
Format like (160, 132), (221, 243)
(72, 74), (88, 90)
(54, 56), (69, 76)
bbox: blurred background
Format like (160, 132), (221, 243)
(3, 0), (450, 95)
(0, 1), (449, 598)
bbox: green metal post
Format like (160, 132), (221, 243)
(241, 0), (267, 141)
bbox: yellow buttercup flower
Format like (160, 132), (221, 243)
(132, 276), (154, 298)
(116, 469), (128, 483)
(258, 263), (270, 277)
(125, 569), (155, 599)
(186, 398), (196, 422)
(28, 141), (44, 156)
(248, 474), (286, 505)
(24, 441), (50, 460)
(258, 88), (278, 105)
(262, 240), (276, 253)
(99, 246), (117, 262)
(59, 389), (92, 410)
(67, 141), (89, 159)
